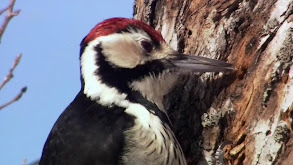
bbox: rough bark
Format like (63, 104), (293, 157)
(134, 0), (293, 164)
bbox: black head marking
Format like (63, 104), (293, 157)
(93, 44), (165, 95)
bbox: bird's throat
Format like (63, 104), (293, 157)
(129, 72), (178, 112)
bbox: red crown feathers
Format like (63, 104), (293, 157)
(83, 18), (165, 44)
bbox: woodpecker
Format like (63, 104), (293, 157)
(40, 17), (233, 165)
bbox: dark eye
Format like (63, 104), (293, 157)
(141, 40), (153, 53)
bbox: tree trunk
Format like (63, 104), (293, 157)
(134, 0), (293, 164)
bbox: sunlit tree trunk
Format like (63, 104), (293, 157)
(134, 0), (293, 164)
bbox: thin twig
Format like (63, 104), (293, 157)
(0, 0), (21, 43)
(0, 1), (26, 110)
(22, 158), (27, 165)
(0, 54), (22, 91)
(0, 86), (27, 110)
(0, 6), (9, 15)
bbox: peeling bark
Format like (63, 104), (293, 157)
(134, 0), (293, 164)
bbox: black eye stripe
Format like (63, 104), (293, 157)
(141, 40), (153, 53)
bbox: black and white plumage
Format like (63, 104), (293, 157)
(40, 18), (233, 165)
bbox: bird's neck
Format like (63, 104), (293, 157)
(82, 73), (130, 108)
(82, 72), (178, 112)
(129, 73), (178, 112)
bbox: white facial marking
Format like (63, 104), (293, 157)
(99, 31), (150, 68)
(80, 39), (129, 107)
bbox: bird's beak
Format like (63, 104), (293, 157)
(163, 53), (234, 73)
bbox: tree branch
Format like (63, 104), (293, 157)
(22, 158), (27, 165)
(0, 86), (27, 110)
(0, 6), (9, 15)
(0, 53), (26, 110)
(0, 0), (21, 43)
(0, 54), (22, 90)
(0, 0), (26, 110)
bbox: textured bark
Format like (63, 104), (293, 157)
(134, 0), (293, 164)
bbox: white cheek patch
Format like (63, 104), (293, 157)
(80, 39), (129, 107)
(99, 33), (144, 68)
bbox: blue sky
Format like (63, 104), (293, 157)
(0, 1), (133, 164)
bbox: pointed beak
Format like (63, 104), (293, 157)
(163, 53), (234, 73)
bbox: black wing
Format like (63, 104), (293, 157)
(39, 91), (134, 165)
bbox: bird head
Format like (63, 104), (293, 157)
(80, 18), (233, 109)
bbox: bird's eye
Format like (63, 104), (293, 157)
(141, 40), (153, 53)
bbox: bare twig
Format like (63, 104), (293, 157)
(0, 54), (22, 91)
(0, 0), (26, 110)
(0, 86), (27, 110)
(0, 1), (26, 110)
(0, 0), (21, 43)
(0, 54), (26, 110)
(22, 158), (27, 165)
(0, 6), (9, 15)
